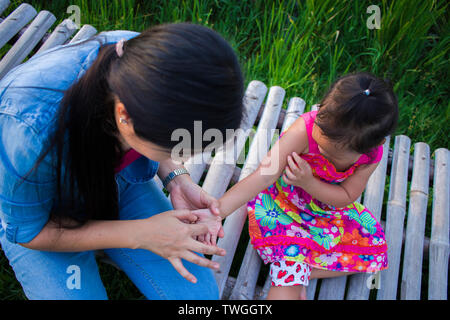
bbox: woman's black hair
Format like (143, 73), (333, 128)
(315, 72), (398, 154)
(21, 23), (244, 227)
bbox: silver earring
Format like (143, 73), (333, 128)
(119, 117), (128, 124)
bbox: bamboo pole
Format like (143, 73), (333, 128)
(230, 96), (305, 300)
(346, 136), (391, 300)
(0, 10), (55, 79)
(213, 86), (285, 298)
(428, 148), (449, 300)
(377, 135), (411, 300)
(400, 142), (430, 299)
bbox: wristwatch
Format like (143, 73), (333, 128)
(162, 168), (190, 189)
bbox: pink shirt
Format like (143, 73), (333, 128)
(114, 148), (143, 173)
(302, 111), (383, 165)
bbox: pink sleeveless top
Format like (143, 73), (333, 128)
(246, 111), (388, 273)
(114, 148), (142, 173)
(299, 111), (383, 182)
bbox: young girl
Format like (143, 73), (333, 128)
(194, 72), (398, 299)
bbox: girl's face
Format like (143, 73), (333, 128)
(311, 123), (361, 164)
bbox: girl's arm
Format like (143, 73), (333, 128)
(283, 152), (379, 208)
(306, 163), (378, 208)
(217, 117), (309, 219)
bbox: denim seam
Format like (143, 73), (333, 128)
(0, 192), (53, 207)
(115, 248), (168, 300)
(118, 160), (159, 185)
(114, 176), (121, 204)
(0, 113), (54, 185)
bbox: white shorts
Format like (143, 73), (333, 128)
(270, 260), (312, 287)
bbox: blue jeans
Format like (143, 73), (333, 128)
(0, 177), (219, 300)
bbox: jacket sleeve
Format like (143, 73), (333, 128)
(0, 114), (56, 244)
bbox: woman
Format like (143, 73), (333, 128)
(0, 23), (244, 299)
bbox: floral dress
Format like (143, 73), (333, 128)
(247, 111), (388, 273)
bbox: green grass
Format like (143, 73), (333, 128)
(0, 0), (448, 299)
(2, 0), (448, 151)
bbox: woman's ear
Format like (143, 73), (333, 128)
(379, 138), (386, 146)
(114, 96), (132, 126)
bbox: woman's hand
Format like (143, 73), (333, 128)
(169, 175), (221, 216)
(133, 209), (226, 283)
(282, 152), (314, 188)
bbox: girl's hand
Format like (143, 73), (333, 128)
(191, 208), (224, 246)
(282, 152), (314, 188)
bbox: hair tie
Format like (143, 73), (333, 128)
(363, 89), (371, 96)
(115, 38), (126, 58)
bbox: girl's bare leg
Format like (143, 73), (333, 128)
(310, 268), (357, 279)
(266, 285), (307, 300)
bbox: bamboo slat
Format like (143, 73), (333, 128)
(207, 81), (267, 296)
(428, 148), (449, 300)
(346, 137), (391, 299)
(229, 241), (263, 300)
(306, 278), (318, 300)
(244, 97), (306, 300)
(257, 274), (272, 300)
(0, 3), (36, 50)
(0, 0), (9, 15)
(377, 135), (411, 300)
(184, 152), (211, 184)
(229, 95), (304, 300)
(281, 97), (306, 132)
(0, 10), (55, 79)
(69, 24), (97, 44)
(318, 275), (347, 300)
(36, 18), (77, 54)
(401, 142), (430, 299)
(201, 80), (268, 199)
(213, 86), (285, 298)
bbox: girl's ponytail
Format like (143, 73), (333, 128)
(316, 72), (398, 154)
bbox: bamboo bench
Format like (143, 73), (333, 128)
(1, 1), (448, 300)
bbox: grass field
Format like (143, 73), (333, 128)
(0, 0), (448, 299)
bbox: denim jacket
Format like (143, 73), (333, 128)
(0, 30), (159, 244)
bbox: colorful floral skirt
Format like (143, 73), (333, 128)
(247, 179), (388, 273)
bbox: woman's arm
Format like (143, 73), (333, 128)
(19, 218), (141, 252)
(217, 117), (309, 218)
(19, 210), (226, 283)
(158, 157), (222, 216)
(157, 157), (190, 193)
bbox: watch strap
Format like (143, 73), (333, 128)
(162, 168), (190, 189)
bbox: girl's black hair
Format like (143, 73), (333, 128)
(315, 72), (398, 154)
(22, 23), (244, 227)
